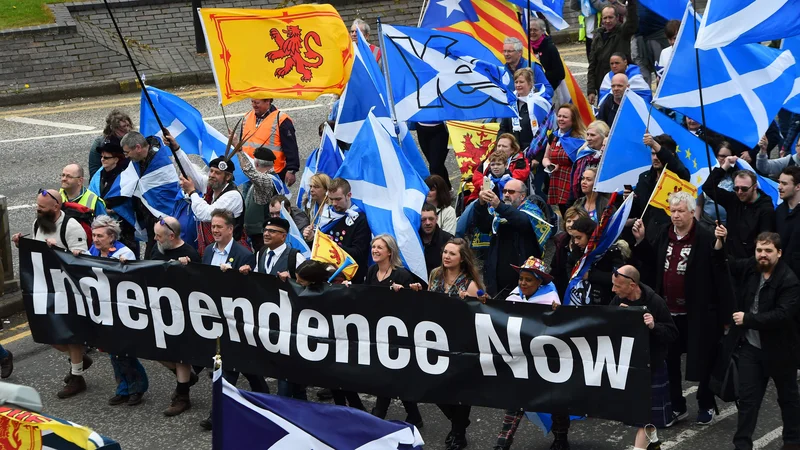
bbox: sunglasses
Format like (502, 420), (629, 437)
(612, 267), (635, 282)
(100, 155), (117, 160)
(502, 189), (518, 195)
(733, 185), (754, 193)
(38, 189), (60, 204)
(158, 217), (176, 235)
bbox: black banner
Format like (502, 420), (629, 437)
(20, 240), (651, 423)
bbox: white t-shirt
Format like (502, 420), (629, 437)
(656, 46), (674, 79)
(32, 212), (88, 252)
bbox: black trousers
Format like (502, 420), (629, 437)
(417, 123), (451, 190)
(373, 397), (422, 422)
(666, 314), (715, 411)
(734, 342), (800, 450)
(332, 390), (365, 410)
(437, 404), (471, 435)
(223, 370), (269, 394)
(584, 38), (593, 61)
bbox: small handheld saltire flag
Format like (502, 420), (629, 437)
(596, 89), (711, 193)
(139, 86), (251, 186)
(429, 0), (528, 63)
(654, 4), (798, 148)
(736, 159), (782, 208)
(506, 0), (569, 30)
(0, 406), (120, 449)
(555, 57), (595, 127)
(694, 0), (800, 50)
(198, 4), (354, 105)
(598, 64), (652, 105)
(638, 0), (685, 20)
(565, 193), (633, 305)
(335, 111), (429, 280)
(327, 254), (357, 282)
(446, 120), (500, 191)
(382, 24), (517, 123)
(648, 169), (698, 214)
(279, 204), (311, 258)
(782, 36), (800, 114)
(311, 230), (359, 280)
(212, 365), (423, 449)
(296, 122), (343, 210)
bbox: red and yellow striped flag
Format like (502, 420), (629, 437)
(556, 56), (596, 127)
(439, 0), (527, 62)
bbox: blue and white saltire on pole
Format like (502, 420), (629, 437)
(296, 122), (343, 210)
(782, 36), (800, 114)
(335, 111), (429, 280)
(279, 205), (311, 258)
(506, 0), (569, 30)
(654, 4), (798, 148)
(694, 0), (800, 50)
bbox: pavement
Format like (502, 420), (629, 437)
(0, 43), (789, 449)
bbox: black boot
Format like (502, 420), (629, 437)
(551, 432), (570, 450)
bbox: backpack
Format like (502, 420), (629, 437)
(35, 202), (94, 248)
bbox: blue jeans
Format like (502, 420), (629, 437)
(110, 355), (148, 396)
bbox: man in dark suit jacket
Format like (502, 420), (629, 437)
(194, 209), (263, 431)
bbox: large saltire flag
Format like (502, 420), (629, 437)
(198, 4), (354, 105)
(446, 120), (500, 191)
(694, 0), (800, 50)
(648, 168), (698, 214)
(422, 0), (528, 62)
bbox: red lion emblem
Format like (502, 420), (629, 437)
(457, 132), (494, 175)
(265, 25), (324, 82)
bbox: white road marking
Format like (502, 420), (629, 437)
(572, 71), (587, 77)
(660, 404), (738, 449)
(8, 204), (36, 211)
(4, 116), (96, 131)
(567, 61), (590, 68)
(753, 426), (782, 449)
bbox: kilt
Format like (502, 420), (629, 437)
(628, 362), (672, 429)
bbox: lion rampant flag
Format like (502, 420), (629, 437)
(648, 168), (698, 215)
(199, 5), (354, 105)
(446, 120), (500, 192)
(311, 229), (359, 280)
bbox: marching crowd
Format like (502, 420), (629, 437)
(7, 7), (800, 450)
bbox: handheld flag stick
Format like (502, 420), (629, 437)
(377, 18), (398, 124)
(640, 162), (667, 220)
(310, 193), (329, 228)
(691, 0), (721, 222)
(101, 0), (188, 180)
(527, 0), (532, 68)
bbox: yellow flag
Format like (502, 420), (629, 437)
(311, 230), (359, 280)
(649, 169), (698, 215)
(446, 120), (500, 192)
(199, 5), (354, 105)
(0, 406), (101, 449)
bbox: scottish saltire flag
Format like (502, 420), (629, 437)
(654, 5), (798, 148)
(695, 0), (800, 50)
(595, 90), (711, 193)
(736, 159), (782, 208)
(420, 0), (478, 28)
(560, 135), (587, 162)
(279, 205), (311, 258)
(140, 86), (251, 186)
(297, 123), (343, 210)
(508, 0), (568, 30)
(598, 64), (652, 105)
(381, 24), (517, 123)
(335, 111), (429, 280)
(639, 0), (685, 20)
(212, 365), (423, 450)
(565, 194), (633, 305)
(335, 29), (430, 178)
(783, 36), (800, 114)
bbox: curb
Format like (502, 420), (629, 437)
(0, 288), (25, 320)
(0, 71), (216, 107)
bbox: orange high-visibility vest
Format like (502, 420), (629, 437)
(242, 109), (292, 173)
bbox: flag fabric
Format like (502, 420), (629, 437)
(198, 4), (354, 105)
(525, 412), (585, 436)
(420, 0), (479, 28)
(0, 407), (119, 449)
(381, 24), (518, 124)
(335, 111), (430, 280)
(327, 254), (357, 282)
(782, 36), (800, 114)
(296, 123), (343, 210)
(212, 363), (424, 450)
(596, 89), (712, 193)
(648, 169), (698, 214)
(565, 193), (633, 305)
(446, 120), (500, 191)
(507, 0), (569, 30)
(311, 229), (359, 280)
(598, 64), (652, 105)
(279, 205), (311, 258)
(639, 0), (685, 20)
(694, 0), (800, 50)
(560, 135), (587, 162)
(654, 5), (798, 148)
(555, 57), (595, 127)
(431, 0), (528, 63)
(736, 159), (781, 208)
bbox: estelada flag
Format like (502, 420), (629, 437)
(199, 5), (354, 105)
(446, 120), (500, 192)
(556, 57), (595, 127)
(649, 168), (697, 215)
(311, 229), (358, 280)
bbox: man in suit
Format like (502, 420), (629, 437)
(185, 209), (266, 431)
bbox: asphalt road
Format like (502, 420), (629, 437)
(0, 43), (790, 449)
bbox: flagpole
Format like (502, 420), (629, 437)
(640, 163), (667, 220)
(102, 0), (188, 180)
(527, 1), (532, 68)
(691, 0), (721, 222)
(417, 0), (430, 27)
(377, 17), (399, 124)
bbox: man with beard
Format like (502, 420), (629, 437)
(12, 189), (91, 399)
(719, 229), (800, 450)
(178, 156), (246, 257)
(475, 179), (545, 296)
(151, 215), (199, 416)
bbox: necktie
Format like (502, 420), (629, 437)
(266, 250), (275, 271)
